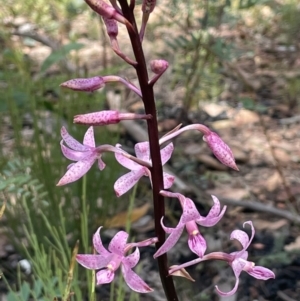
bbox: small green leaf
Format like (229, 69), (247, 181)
(40, 42), (85, 73)
(20, 282), (30, 301)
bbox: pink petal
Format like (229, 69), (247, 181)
(134, 142), (150, 161)
(160, 217), (176, 234)
(197, 195), (226, 227)
(83, 126), (95, 147)
(188, 232), (207, 258)
(215, 276), (240, 297)
(96, 269), (115, 285)
(93, 227), (111, 256)
(122, 248), (140, 268)
(108, 231), (128, 256)
(230, 230), (250, 250)
(243, 221), (255, 249)
(76, 254), (112, 270)
(61, 143), (91, 161)
(231, 257), (246, 278)
(160, 143), (174, 165)
(215, 258), (245, 296)
(61, 127), (89, 151)
(163, 172), (174, 189)
(180, 197), (202, 224)
(114, 169), (145, 197)
(231, 250), (248, 261)
(115, 151), (141, 170)
(57, 156), (97, 186)
(153, 225), (184, 258)
(98, 157), (106, 170)
(121, 265), (153, 293)
(204, 132), (238, 171)
(246, 266), (275, 280)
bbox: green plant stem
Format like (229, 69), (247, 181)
(80, 175), (93, 297)
(118, 1), (178, 300)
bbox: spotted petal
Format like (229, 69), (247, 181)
(61, 143), (91, 161)
(153, 219), (184, 258)
(115, 151), (141, 170)
(161, 143), (174, 165)
(76, 254), (112, 270)
(114, 169), (145, 197)
(83, 126), (95, 147)
(121, 265), (153, 293)
(122, 247), (140, 269)
(163, 172), (174, 189)
(197, 195), (226, 227)
(108, 231), (128, 256)
(96, 269), (115, 285)
(93, 227), (111, 257)
(134, 142), (150, 161)
(61, 126), (89, 151)
(188, 232), (207, 257)
(57, 156), (97, 185)
(246, 266), (275, 280)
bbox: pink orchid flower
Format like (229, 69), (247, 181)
(215, 221), (275, 296)
(76, 227), (155, 293)
(154, 191), (226, 258)
(169, 221), (275, 297)
(57, 126), (115, 186)
(114, 142), (174, 197)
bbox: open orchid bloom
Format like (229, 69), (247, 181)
(114, 142), (174, 197)
(76, 227), (154, 293)
(154, 191), (226, 258)
(215, 221), (275, 296)
(57, 126), (106, 186)
(169, 221), (275, 297)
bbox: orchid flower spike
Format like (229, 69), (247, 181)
(76, 227), (154, 293)
(57, 126), (119, 186)
(154, 191), (226, 258)
(114, 142), (174, 197)
(74, 110), (152, 126)
(215, 221), (275, 296)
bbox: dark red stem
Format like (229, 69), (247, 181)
(117, 1), (178, 300)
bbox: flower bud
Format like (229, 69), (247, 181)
(74, 110), (152, 126)
(85, 0), (128, 25)
(60, 76), (105, 92)
(103, 17), (118, 38)
(203, 132), (238, 171)
(142, 0), (156, 13)
(74, 111), (120, 125)
(150, 59), (169, 74)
